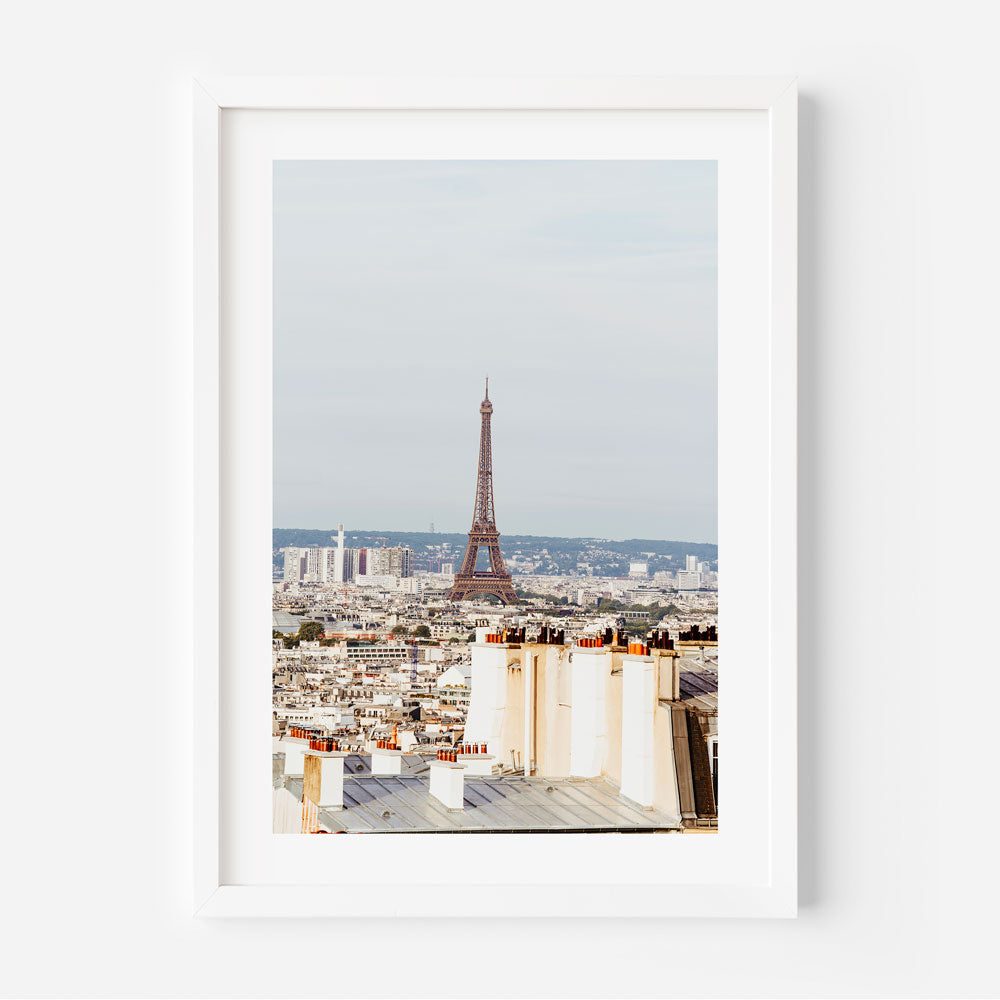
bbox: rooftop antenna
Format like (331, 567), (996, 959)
(485, 375), (489, 400)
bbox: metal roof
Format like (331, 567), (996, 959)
(679, 667), (719, 716)
(679, 669), (718, 699)
(272, 611), (308, 632)
(677, 648), (719, 716)
(282, 773), (682, 833)
(339, 752), (434, 776)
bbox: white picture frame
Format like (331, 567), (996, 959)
(193, 76), (797, 918)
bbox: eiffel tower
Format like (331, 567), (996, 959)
(448, 379), (518, 605)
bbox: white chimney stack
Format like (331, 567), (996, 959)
(463, 636), (509, 750)
(569, 645), (608, 777)
(371, 746), (403, 775)
(429, 758), (466, 809)
(620, 651), (656, 807)
(278, 733), (308, 777)
(302, 748), (346, 809)
(460, 750), (496, 776)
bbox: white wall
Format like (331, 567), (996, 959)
(3, 2), (998, 998)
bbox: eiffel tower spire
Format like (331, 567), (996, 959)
(448, 379), (517, 605)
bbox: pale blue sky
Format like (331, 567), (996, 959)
(274, 159), (717, 541)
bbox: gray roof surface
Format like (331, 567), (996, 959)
(678, 654), (719, 716)
(273, 611), (308, 632)
(340, 752), (434, 776)
(679, 669), (718, 700)
(283, 773), (682, 833)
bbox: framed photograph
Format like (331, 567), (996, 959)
(193, 77), (797, 917)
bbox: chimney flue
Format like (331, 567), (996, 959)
(430, 755), (466, 810)
(302, 746), (346, 811)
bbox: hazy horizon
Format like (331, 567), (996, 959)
(271, 525), (719, 546)
(274, 160), (718, 542)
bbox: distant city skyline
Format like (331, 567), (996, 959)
(272, 524), (718, 547)
(274, 159), (718, 542)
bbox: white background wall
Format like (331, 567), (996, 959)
(2, 2), (998, 998)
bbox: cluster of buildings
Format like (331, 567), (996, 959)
(276, 532), (717, 584)
(281, 524), (416, 592)
(272, 543), (719, 834)
(628, 554), (717, 590)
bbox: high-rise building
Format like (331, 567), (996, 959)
(333, 523), (346, 582)
(282, 547), (301, 583)
(686, 554), (698, 573)
(629, 561), (649, 578)
(320, 546), (338, 583)
(398, 547), (412, 578)
(366, 546), (413, 578)
(281, 546), (320, 583)
(304, 524), (364, 584)
(303, 547), (320, 582)
(341, 548), (360, 582)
